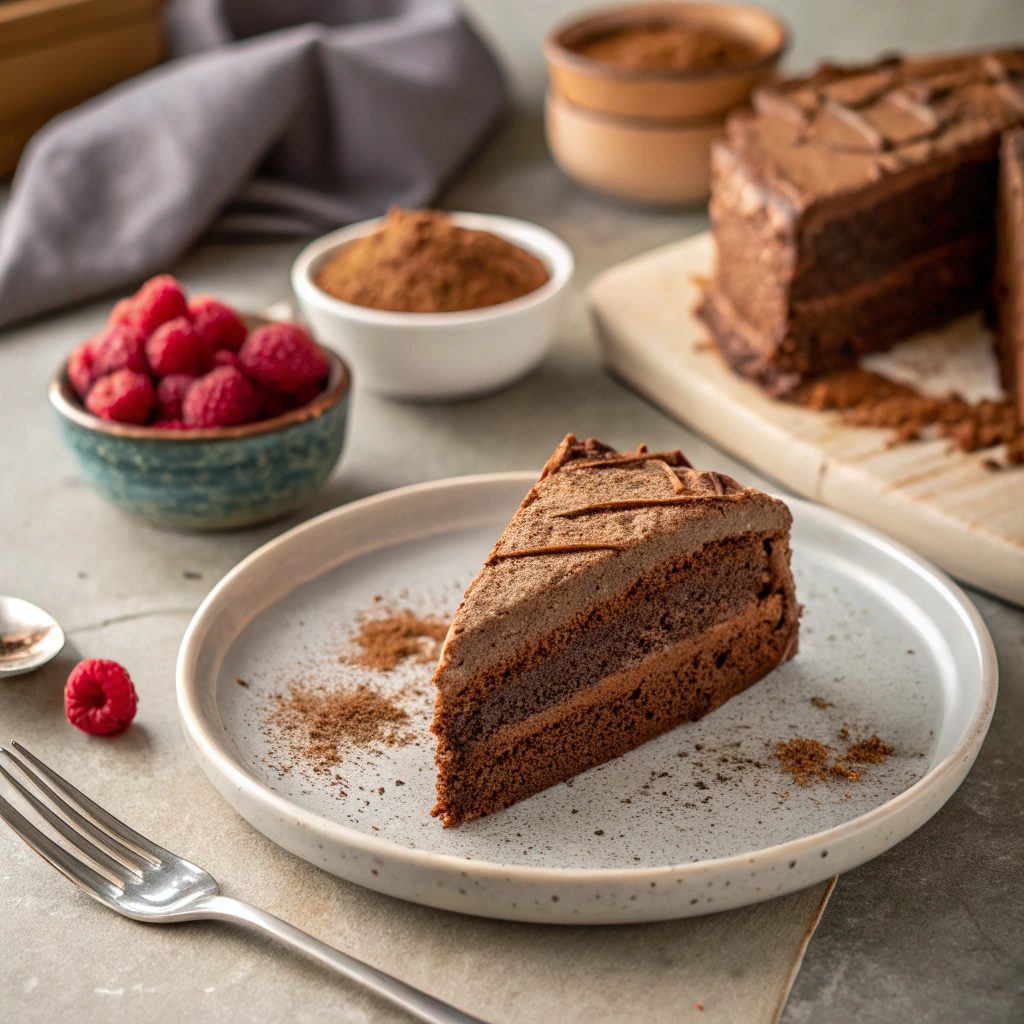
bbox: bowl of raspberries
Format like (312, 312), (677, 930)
(50, 275), (350, 530)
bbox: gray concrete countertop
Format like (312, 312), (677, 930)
(1, 111), (1021, 1023)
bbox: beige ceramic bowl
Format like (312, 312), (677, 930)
(545, 89), (723, 205)
(544, 2), (787, 121)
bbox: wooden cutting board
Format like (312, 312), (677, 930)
(588, 231), (1024, 607)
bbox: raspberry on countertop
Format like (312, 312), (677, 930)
(64, 659), (138, 736)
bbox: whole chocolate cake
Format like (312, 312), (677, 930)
(699, 50), (1024, 396)
(430, 435), (800, 827)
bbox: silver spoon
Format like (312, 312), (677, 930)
(0, 597), (65, 677)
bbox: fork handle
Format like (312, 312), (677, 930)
(197, 894), (487, 1024)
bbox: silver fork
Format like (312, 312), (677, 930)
(0, 742), (485, 1024)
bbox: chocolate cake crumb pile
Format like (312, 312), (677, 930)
(344, 610), (449, 672)
(790, 369), (1023, 465)
(845, 734), (897, 764)
(776, 734), (896, 786)
(267, 683), (413, 775)
(775, 738), (834, 786)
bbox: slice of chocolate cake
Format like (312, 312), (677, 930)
(996, 126), (1024, 428)
(430, 435), (800, 827)
(699, 51), (1024, 395)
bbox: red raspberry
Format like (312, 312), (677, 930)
(155, 373), (194, 420)
(146, 317), (211, 377)
(129, 275), (189, 336)
(85, 369), (155, 424)
(90, 322), (149, 378)
(212, 348), (242, 371)
(64, 659), (138, 736)
(182, 366), (257, 427)
(152, 419), (189, 429)
(238, 323), (328, 395)
(68, 341), (98, 399)
(292, 380), (326, 407)
(189, 296), (247, 352)
(254, 385), (297, 420)
(107, 297), (135, 328)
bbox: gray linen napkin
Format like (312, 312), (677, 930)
(0, 0), (507, 330)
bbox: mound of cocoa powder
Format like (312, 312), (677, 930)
(575, 23), (758, 72)
(315, 207), (549, 314)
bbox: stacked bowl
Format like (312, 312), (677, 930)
(544, 2), (787, 206)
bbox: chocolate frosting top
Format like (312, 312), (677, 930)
(433, 434), (791, 694)
(719, 50), (1024, 210)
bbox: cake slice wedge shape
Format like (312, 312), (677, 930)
(430, 434), (801, 827)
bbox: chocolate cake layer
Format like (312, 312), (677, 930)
(996, 127), (1024, 427)
(699, 51), (1024, 394)
(434, 593), (794, 829)
(430, 435), (800, 827)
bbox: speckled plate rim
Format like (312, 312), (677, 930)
(176, 472), (997, 924)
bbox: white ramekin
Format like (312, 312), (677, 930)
(291, 212), (575, 402)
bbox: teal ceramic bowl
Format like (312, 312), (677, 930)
(50, 339), (350, 531)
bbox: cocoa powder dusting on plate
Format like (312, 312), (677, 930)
(268, 683), (413, 776)
(344, 609), (450, 672)
(776, 734), (896, 786)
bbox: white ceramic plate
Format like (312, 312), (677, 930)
(177, 473), (997, 924)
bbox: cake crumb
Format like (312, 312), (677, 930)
(810, 696), (834, 709)
(778, 733), (895, 786)
(790, 368), (1022, 456)
(775, 738), (834, 786)
(845, 734), (896, 764)
(235, 676), (249, 688)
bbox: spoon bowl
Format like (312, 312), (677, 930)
(0, 597), (65, 677)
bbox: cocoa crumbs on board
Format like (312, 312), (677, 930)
(789, 368), (1023, 465)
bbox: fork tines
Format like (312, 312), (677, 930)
(0, 742), (162, 894)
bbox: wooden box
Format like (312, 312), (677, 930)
(0, 0), (163, 176)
